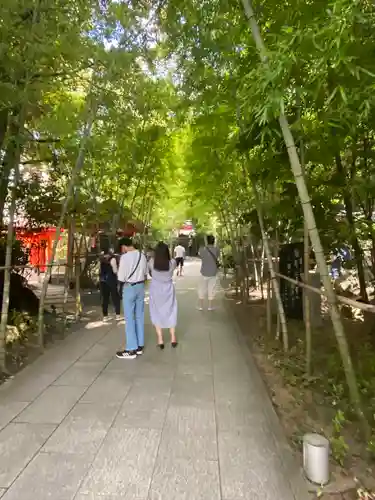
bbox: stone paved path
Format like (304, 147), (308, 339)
(0, 260), (309, 499)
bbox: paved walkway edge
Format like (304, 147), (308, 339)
(224, 299), (313, 499)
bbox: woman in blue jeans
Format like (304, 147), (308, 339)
(116, 238), (148, 360)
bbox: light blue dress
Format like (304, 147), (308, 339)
(148, 259), (177, 328)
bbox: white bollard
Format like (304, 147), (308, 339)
(303, 433), (330, 485)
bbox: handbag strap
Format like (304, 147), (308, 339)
(206, 247), (219, 267)
(126, 251), (142, 282)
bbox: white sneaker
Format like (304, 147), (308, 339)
(116, 315), (122, 321)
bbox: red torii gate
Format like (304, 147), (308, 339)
(16, 227), (65, 272)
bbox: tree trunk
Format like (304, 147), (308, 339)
(36, 104), (96, 347)
(241, 0), (370, 439)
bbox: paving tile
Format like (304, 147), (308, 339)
(15, 385), (85, 424)
(78, 343), (114, 362)
(23, 353), (75, 376)
(0, 402), (28, 431)
(1, 452), (91, 500)
(103, 358), (138, 375)
(79, 372), (131, 404)
(215, 401), (266, 431)
(214, 385), (262, 408)
(164, 404), (216, 431)
(132, 361), (175, 380)
(177, 345), (211, 360)
(218, 429), (295, 499)
(53, 362), (105, 387)
(158, 427), (217, 460)
(74, 494), (146, 500)
(176, 362), (212, 376)
(79, 427), (161, 497)
(114, 382), (170, 430)
(158, 405), (217, 460)
(131, 375), (172, 391)
(169, 373), (214, 408)
(0, 489), (5, 498)
(42, 403), (120, 455)
(0, 423), (55, 487)
(0, 373), (55, 402)
(149, 458), (220, 500)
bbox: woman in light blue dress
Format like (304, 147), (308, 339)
(148, 242), (178, 349)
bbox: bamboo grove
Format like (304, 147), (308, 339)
(0, 0), (375, 462)
(157, 0), (375, 450)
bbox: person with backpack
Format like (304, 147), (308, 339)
(197, 234), (220, 311)
(116, 237), (148, 360)
(99, 250), (121, 320)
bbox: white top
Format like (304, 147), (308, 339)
(118, 250), (148, 283)
(174, 245), (185, 259)
(110, 257), (117, 275)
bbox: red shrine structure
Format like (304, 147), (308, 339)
(15, 220), (144, 271)
(16, 227), (65, 272)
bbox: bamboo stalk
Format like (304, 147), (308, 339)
(260, 244), (265, 300)
(301, 141), (312, 376)
(36, 99), (97, 348)
(250, 238), (260, 289)
(274, 228), (281, 339)
(0, 0), (41, 373)
(63, 216), (75, 327)
(75, 228), (86, 321)
(266, 269), (272, 335)
(0, 111), (26, 372)
(252, 185), (289, 350)
(241, 0), (370, 438)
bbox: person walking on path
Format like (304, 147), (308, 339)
(173, 243), (185, 276)
(148, 242), (178, 349)
(99, 250), (121, 321)
(198, 234), (220, 311)
(116, 237), (148, 360)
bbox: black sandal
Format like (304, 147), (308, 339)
(171, 342), (178, 348)
(157, 343), (165, 350)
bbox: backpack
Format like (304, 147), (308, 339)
(99, 256), (116, 283)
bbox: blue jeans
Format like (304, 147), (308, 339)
(122, 283), (145, 351)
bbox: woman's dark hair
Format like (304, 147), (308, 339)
(207, 234), (215, 245)
(119, 237), (132, 247)
(154, 241), (171, 271)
